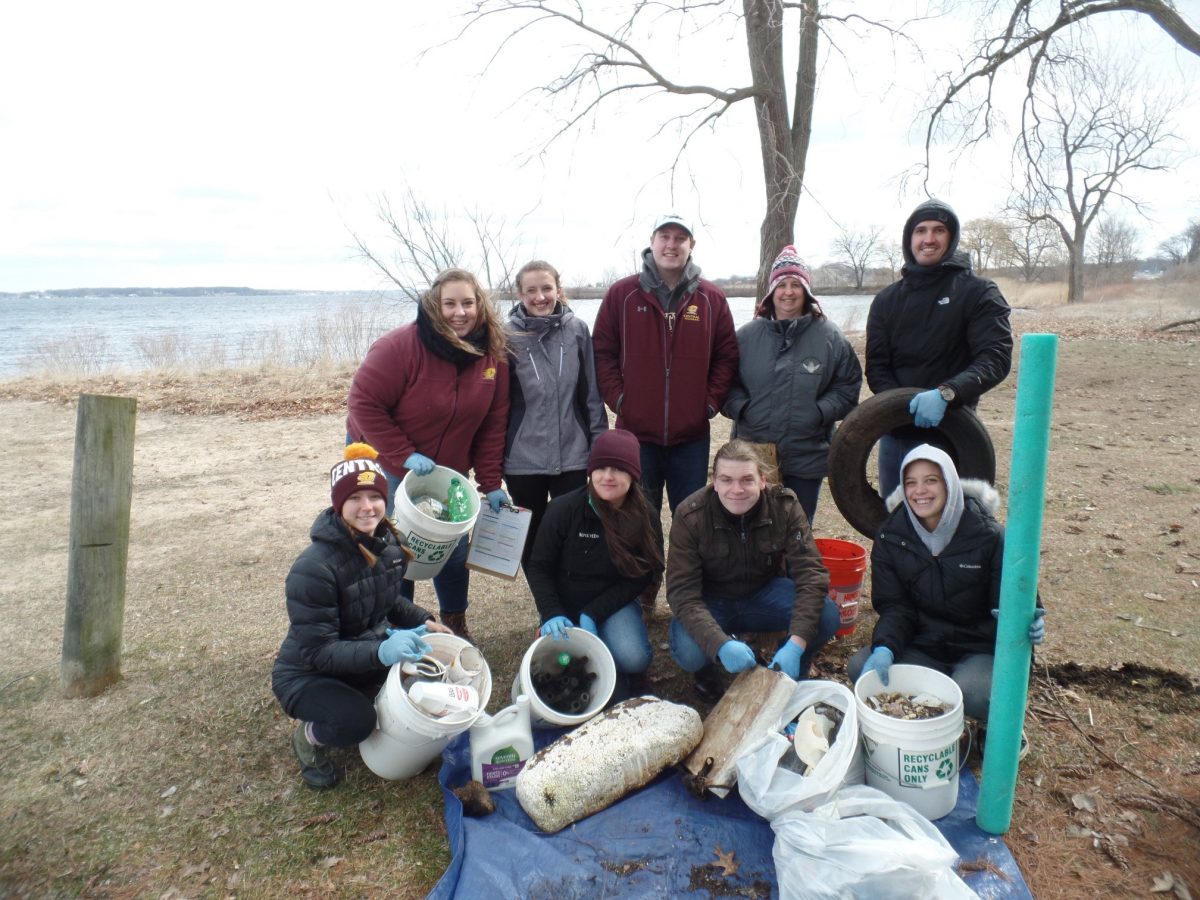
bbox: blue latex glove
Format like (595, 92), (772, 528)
(716, 640), (757, 674)
(578, 613), (599, 636)
(909, 389), (948, 428)
(404, 452), (435, 475)
(861, 646), (895, 686)
(539, 616), (572, 640)
(486, 488), (510, 513)
(992, 608), (1046, 645)
(769, 640), (805, 680)
(378, 625), (431, 666)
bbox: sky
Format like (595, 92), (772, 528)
(2, 1), (1198, 293)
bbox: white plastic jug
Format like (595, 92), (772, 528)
(470, 694), (534, 791)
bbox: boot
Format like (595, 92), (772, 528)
(292, 722), (338, 789)
(441, 611), (473, 643)
(692, 664), (725, 704)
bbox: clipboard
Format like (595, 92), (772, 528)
(465, 505), (533, 580)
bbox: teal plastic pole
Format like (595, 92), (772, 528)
(976, 333), (1058, 833)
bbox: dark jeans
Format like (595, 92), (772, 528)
(639, 436), (711, 515)
(781, 475), (821, 527)
(506, 470), (588, 567)
(291, 675), (384, 747)
(669, 577), (841, 677)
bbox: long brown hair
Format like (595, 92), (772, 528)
(421, 267), (508, 359)
(589, 480), (664, 579)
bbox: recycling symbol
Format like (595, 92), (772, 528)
(936, 757), (955, 780)
(427, 547), (447, 562)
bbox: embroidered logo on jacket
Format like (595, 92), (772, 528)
(682, 304), (701, 322)
(801, 357), (822, 373)
(959, 563), (981, 569)
(938, 297), (951, 305)
(578, 531), (600, 540)
(483, 367), (496, 380)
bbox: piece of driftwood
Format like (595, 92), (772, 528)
(683, 667), (796, 799)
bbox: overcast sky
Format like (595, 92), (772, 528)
(2, 1), (1198, 293)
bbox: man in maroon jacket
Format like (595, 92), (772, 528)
(593, 214), (739, 515)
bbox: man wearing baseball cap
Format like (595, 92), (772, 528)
(592, 213), (739, 518)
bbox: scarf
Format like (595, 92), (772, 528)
(417, 305), (489, 369)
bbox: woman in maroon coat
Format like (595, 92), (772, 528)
(347, 268), (510, 641)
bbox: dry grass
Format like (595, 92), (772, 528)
(1, 282), (1199, 897)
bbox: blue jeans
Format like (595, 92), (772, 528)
(594, 602), (653, 675)
(384, 468), (471, 615)
(781, 475), (821, 527)
(639, 436), (710, 515)
(876, 433), (924, 501)
(669, 577), (840, 677)
(847, 646), (994, 722)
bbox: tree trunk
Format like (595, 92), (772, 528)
(1067, 238), (1086, 304)
(744, 0), (817, 299)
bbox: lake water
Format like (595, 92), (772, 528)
(0, 291), (873, 379)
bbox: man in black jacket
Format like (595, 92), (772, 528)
(865, 200), (1013, 498)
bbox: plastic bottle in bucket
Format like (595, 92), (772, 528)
(394, 466), (480, 580)
(408, 682), (480, 718)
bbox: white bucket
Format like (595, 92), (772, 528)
(360, 633), (492, 780)
(510, 629), (617, 728)
(392, 465), (480, 581)
(853, 664), (964, 820)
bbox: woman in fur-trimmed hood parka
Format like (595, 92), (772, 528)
(846, 444), (1045, 723)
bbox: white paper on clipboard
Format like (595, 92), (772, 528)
(465, 505), (532, 580)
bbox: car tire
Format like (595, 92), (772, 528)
(828, 388), (996, 539)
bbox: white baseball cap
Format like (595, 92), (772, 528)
(652, 213), (693, 237)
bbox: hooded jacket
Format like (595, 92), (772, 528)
(526, 485), (664, 625)
(504, 302), (608, 476)
(722, 313), (862, 480)
(667, 483), (829, 660)
(865, 201), (1012, 408)
(345, 319), (509, 491)
(869, 478), (1006, 664)
(272, 508), (432, 716)
(593, 250), (739, 446)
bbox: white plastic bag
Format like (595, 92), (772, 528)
(736, 680), (864, 819)
(771, 785), (978, 899)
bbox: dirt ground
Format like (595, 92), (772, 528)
(1, 290), (1198, 898)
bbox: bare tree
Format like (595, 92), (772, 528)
(1090, 216), (1140, 269)
(350, 189), (523, 305)
(960, 217), (1012, 273)
(460, 0), (917, 297)
(829, 226), (883, 289)
(1001, 207), (1063, 282)
(1013, 56), (1179, 303)
(926, 0), (1200, 165)
(1159, 232), (1189, 265)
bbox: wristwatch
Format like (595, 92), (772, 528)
(937, 384), (957, 403)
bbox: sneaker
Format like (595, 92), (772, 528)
(292, 723), (338, 789)
(1019, 729), (1031, 760)
(692, 664), (725, 704)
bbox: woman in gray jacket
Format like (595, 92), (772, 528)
(505, 260), (609, 566)
(722, 246), (862, 525)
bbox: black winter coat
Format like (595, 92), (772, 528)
(272, 508), (432, 716)
(526, 487), (663, 625)
(869, 483), (1004, 665)
(865, 253), (1012, 409)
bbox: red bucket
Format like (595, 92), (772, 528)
(816, 538), (867, 638)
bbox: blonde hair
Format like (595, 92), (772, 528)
(712, 439), (775, 480)
(421, 267), (507, 360)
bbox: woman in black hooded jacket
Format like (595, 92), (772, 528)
(272, 443), (451, 788)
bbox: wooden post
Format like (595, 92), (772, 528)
(62, 394), (137, 698)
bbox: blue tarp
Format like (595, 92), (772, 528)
(428, 732), (1031, 899)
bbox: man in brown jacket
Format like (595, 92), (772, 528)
(666, 440), (838, 700)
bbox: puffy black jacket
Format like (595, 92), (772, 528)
(865, 253), (1012, 408)
(869, 480), (1004, 664)
(526, 486), (663, 625)
(272, 508), (432, 716)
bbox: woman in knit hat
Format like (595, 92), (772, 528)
(346, 267), (511, 642)
(272, 443), (452, 789)
(525, 428), (664, 695)
(722, 245), (862, 525)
